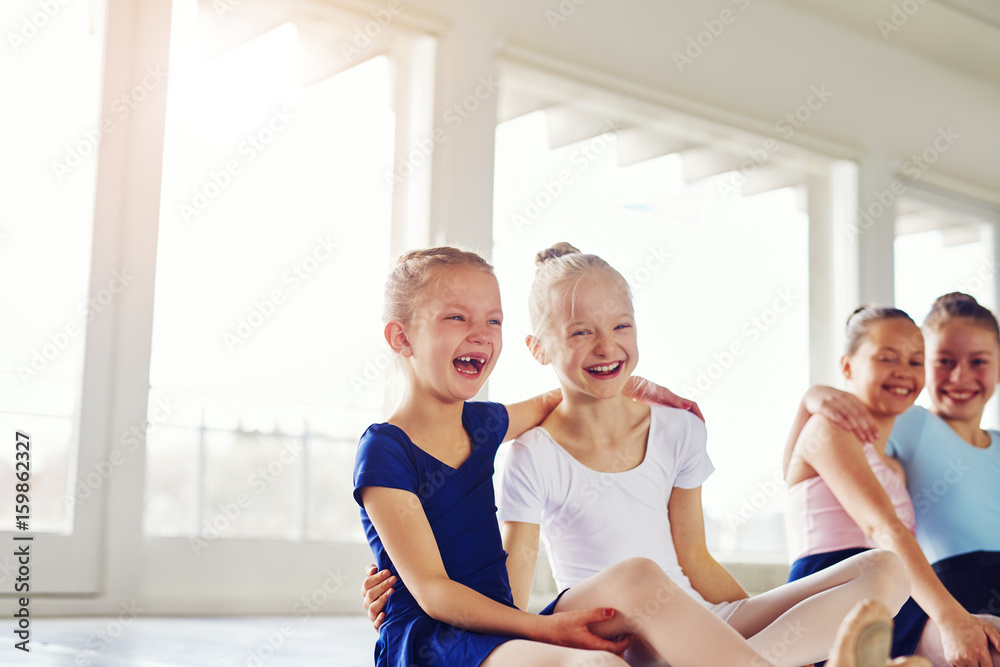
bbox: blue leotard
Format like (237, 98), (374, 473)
(886, 405), (1000, 614)
(353, 401), (518, 666)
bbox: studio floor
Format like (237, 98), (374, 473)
(0, 615), (374, 667)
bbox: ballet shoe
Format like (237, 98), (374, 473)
(827, 599), (894, 667)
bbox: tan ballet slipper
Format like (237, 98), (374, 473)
(827, 599), (894, 667)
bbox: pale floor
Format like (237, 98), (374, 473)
(0, 615), (375, 667)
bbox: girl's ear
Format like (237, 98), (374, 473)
(385, 320), (413, 357)
(525, 334), (549, 365)
(839, 354), (851, 379)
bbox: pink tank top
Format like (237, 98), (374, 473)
(786, 443), (916, 562)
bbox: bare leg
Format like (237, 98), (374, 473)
(551, 557), (774, 667)
(914, 614), (1000, 667)
(482, 640), (628, 667)
(727, 550), (910, 666)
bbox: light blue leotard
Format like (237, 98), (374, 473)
(886, 405), (1000, 564)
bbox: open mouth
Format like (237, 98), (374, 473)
(883, 385), (913, 397)
(942, 389), (977, 402)
(453, 354), (487, 377)
(585, 361), (622, 378)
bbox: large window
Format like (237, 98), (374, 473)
(492, 108), (811, 560)
(0, 1), (105, 535)
(143, 0), (402, 544)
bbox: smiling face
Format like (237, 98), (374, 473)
(401, 265), (503, 403)
(842, 317), (925, 418)
(534, 270), (638, 401)
(925, 319), (1000, 424)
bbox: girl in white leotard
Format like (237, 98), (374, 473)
(497, 243), (916, 667)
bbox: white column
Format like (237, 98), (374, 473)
(39, 0), (173, 614)
(855, 155), (898, 306)
(427, 12), (500, 258)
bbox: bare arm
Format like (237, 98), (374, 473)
(503, 389), (563, 443)
(501, 521), (541, 611)
(504, 379), (703, 443)
(798, 416), (1000, 666)
(670, 486), (748, 604)
(360, 485), (629, 652)
(783, 386), (879, 476)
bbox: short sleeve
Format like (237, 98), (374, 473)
(352, 426), (419, 507)
(496, 435), (546, 524)
(886, 405), (926, 464)
(671, 410), (714, 489)
(464, 401), (510, 451)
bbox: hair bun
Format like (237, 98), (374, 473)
(535, 242), (581, 266)
(847, 305), (870, 326)
(933, 292), (978, 308)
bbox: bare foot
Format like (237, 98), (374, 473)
(827, 600), (893, 667)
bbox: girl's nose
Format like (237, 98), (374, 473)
(467, 322), (491, 344)
(593, 334), (614, 355)
(950, 362), (969, 382)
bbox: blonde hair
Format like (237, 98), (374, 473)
(383, 247), (494, 324)
(922, 292), (1000, 345)
(528, 242), (633, 337)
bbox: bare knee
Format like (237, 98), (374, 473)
(857, 550), (909, 610)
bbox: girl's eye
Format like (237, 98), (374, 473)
(972, 358), (988, 366)
(910, 360), (924, 367)
(934, 358), (952, 367)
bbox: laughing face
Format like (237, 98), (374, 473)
(535, 270), (638, 402)
(925, 319), (1000, 424)
(403, 265), (503, 403)
(843, 317), (925, 418)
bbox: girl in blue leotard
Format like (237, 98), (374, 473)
(355, 246), (918, 667)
